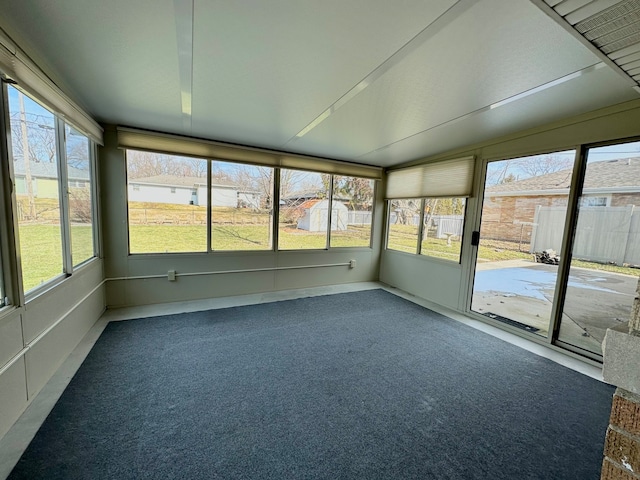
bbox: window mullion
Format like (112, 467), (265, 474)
(207, 160), (212, 252)
(56, 117), (73, 274)
(326, 175), (334, 250)
(89, 141), (100, 258)
(272, 168), (281, 251)
(416, 199), (426, 255)
(0, 81), (19, 306)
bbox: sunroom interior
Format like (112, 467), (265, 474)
(1, 0), (640, 475)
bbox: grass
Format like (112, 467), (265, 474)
(17, 208), (638, 292)
(386, 228), (640, 277)
(18, 224), (94, 292)
(129, 223), (372, 253)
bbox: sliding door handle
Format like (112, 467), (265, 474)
(471, 231), (480, 246)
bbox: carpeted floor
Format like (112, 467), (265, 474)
(8, 289), (613, 479)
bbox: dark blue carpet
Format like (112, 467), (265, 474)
(8, 289), (613, 479)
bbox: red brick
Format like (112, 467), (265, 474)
(601, 458), (639, 480)
(610, 395), (640, 437)
(604, 427), (640, 474)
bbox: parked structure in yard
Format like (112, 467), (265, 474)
(296, 199), (348, 232)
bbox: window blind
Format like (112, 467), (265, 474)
(117, 127), (383, 180)
(386, 156), (475, 199)
(0, 28), (103, 145)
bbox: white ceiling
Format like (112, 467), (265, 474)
(0, 0), (638, 167)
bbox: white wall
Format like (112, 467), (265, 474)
(100, 126), (383, 308)
(238, 191), (260, 209)
(380, 99), (640, 314)
(0, 260), (105, 439)
(128, 184), (194, 205)
(211, 186), (237, 207)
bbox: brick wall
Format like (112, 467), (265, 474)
(602, 278), (640, 479)
(610, 194), (640, 208)
(481, 195), (568, 244)
(602, 391), (640, 479)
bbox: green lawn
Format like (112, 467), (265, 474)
(18, 224), (94, 292)
(17, 221), (638, 293)
(386, 228), (640, 277)
(129, 223), (371, 253)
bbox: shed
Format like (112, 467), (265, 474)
(296, 199), (348, 232)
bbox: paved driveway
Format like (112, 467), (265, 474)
(472, 260), (638, 353)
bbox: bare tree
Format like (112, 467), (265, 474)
(486, 154), (574, 186)
(127, 150), (207, 179)
(391, 199), (420, 225)
(513, 154), (573, 178)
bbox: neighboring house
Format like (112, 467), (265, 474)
(296, 199), (348, 232)
(128, 175), (262, 208)
(483, 158), (640, 243)
(237, 190), (261, 209)
(13, 159), (90, 198)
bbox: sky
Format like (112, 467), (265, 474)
(486, 141), (640, 186)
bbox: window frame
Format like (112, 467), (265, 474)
(277, 167), (332, 252)
(419, 197), (467, 264)
(329, 175), (377, 250)
(385, 198), (423, 255)
(5, 85), (99, 298)
(0, 82), (13, 308)
(123, 151), (377, 255)
(209, 160), (274, 252)
(124, 150), (209, 255)
(385, 196), (467, 264)
(65, 123), (99, 269)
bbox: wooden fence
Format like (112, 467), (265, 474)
(531, 205), (640, 266)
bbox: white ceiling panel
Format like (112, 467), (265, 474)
(189, 0), (457, 148)
(1, 0), (639, 168)
(357, 65), (638, 166)
(288, 0), (603, 160)
(0, 0), (185, 133)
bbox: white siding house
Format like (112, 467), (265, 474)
(128, 175), (253, 207)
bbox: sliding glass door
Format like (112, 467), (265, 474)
(471, 140), (640, 358)
(557, 141), (640, 355)
(470, 151), (576, 337)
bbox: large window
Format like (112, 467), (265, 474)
(9, 89), (64, 292)
(211, 161), (273, 251)
(558, 141), (640, 355)
(126, 150), (208, 253)
(278, 169), (330, 250)
(7, 85), (97, 293)
(386, 197), (466, 261)
(125, 152), (376, 253)
(420, 198), (466, 262)
(385, 157), (474, 260)
(330, 176), (375, 248)
(66, 125), (94, 266)
(386, 199), (421, 253)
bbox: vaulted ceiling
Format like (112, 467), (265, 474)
(1, 0), (638, 167)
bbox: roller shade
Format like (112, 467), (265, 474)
(117, 127), (383, 180)
(386, 156), (475, 199)
(0, 28), (103, 145)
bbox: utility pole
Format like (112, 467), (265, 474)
(18, 91), (36, 220)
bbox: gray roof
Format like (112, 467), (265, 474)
(486, 158), (640, 195)
(13, 159), (90, 181)
(131, 175), (234, 188)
